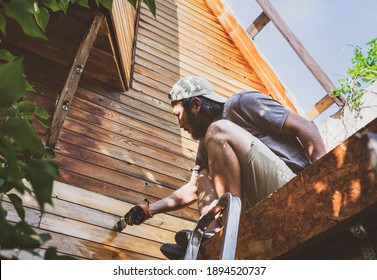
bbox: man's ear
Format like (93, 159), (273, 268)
(190, 97), (201, 113)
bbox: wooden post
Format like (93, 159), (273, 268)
(255, 0), (344, 119)
(46, 13), (104, 147)
(246, 11), (270, 39)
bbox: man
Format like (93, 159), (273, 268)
(123, 76), (326, 258)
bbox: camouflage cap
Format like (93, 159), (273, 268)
(168, 76), (227, 103)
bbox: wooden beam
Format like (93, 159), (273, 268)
(306, 94), (335, 121)
(246, 11), (270, 39)
(46, 13), (104, 147)
(205, 0), (300, 113)
(199, 117), (377, 259)
(255, 0), (345, 111)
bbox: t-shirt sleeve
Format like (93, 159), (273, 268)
(194, 138), (208, 172)
(225, 92), (290, 133)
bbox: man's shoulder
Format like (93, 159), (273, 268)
(229, 90), (263, 99)
(225, 91), (265, 108)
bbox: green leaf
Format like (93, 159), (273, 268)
(0, 49), (16, 62)
(72, 0), (90, 8)
(99, 0), (113, 10)
(0, 217), (15, 248)
(41, 0), (62, 12)
(33, 1), (41, 14)
(127, 0), (138, 8)
(0, 167), (25, 194)
(25, 80), (36, 92)
(143, 0), (156, 17)
(7, 193), (25, 221)
(34, 7), (50, 33)
(3, 0), (47, 40)
(35, 115), (52, 128)
(14, 221), (40, 249)
(0, 136), (18, 165)
(0, 58), (26, 106)
(0, 14), (6, 35)
(60, 0), (70, 14)
(25, 159), (59, 210)
(0, 117), (46, 156)
(0, 219), (40, 249)
(41, 0), (70, 14)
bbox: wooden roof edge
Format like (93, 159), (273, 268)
(198, 117), (377, 259)
(205, 0), (304, 114)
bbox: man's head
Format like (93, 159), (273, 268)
(169, 76), (226, 140)
(168, 76), (227, 104)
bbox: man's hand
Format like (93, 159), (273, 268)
(124, 199), (153, 226)
(116, 199), (153, 232)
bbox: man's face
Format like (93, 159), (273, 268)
(172, 101), (209, 140)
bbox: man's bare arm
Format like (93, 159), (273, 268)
(149, 169), (199, 215)
(281, 112), (326, 163)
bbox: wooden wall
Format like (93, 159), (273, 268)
(2, 0), (285, 260)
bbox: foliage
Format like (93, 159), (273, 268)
(0, 0), (156, 259)
(333, 38), (377, 113)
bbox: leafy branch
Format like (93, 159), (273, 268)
(333, 38), (377, 113)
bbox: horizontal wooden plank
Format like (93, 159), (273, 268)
(60, 117), (194, 172)
(4, 187), (178, 245)
(71, 88), (193, 141)
(155, 0), (233, 43)
(52, 180), (196, 230)
(66, 100), (197, 157)
(56, 171), (199, 224)
(57, 127), (192, 182)
(135, 32), (256, 93)
(139, 9), (239, 59)
(138, 21), (263, 81)
(137, 15), (247, 68)
(38, 228), (156, 260)
(40, 212), (167, 259)
(2, 200), (41, 227)
(76, 83), (178, 127)
(54, 151), (188, 201)
(199, 118), (377, 259)
(55, 156), (199, 220)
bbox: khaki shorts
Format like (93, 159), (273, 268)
(240, 136), (295, 211)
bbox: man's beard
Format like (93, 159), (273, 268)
(187, 111), (211, 140)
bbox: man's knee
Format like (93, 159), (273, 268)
(205, 119), (232, 143)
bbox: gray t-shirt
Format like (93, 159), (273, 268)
(195, 91), (311, 174)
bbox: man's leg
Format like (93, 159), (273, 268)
(204, 119), (253, 198)
(204, 119), (294, 206)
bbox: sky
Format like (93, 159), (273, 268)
(223, 0), (377, 123)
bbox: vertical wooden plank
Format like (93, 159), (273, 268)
(110, 0), (139, 90)
(46, 13), (104, 147)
